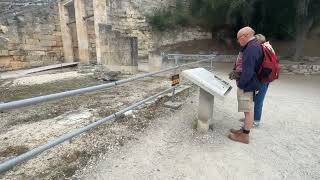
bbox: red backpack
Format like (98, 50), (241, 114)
(258, 43), (280, 83)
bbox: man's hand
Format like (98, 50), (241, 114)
(228, 71), (241, 80)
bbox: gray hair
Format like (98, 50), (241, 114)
(255, 34), (266, 44)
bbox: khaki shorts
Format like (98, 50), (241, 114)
(237, 88), (254, 112)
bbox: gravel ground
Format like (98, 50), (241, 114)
(1, 63), (319, 180)
(0, 67), (179, 179)
(74, 63), (320, 180)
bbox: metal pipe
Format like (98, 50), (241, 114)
(167, 54), (217, 57)
(0, 57), (214, 111)
(171, 56), (179, 102)
(0, 83), (116, 111)
(0, 86), (176, 173)
(166, 54), (217, 59)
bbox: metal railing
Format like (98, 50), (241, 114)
(0, 57), (215, 172)
(165, 53), (217, 60)
(0, 86), (177, 173)
(0, 57), (215, 111)
(164, 53), (216, 73)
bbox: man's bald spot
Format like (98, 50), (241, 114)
(237, 26), (255, 38)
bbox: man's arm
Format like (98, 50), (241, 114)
(238, 47), (257, 89)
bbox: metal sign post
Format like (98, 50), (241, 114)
(171, 56), (180, 102)
(171, 74), (180, 102)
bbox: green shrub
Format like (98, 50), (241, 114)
(147, 0), (191, 31)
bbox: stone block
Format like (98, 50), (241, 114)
(0, 56), (12, 68)
(8, 42), (19, 50)
(0, 25), (8, 34)
(0, 50), (9, 56)
(164, 101), (183, 110)
(0, 37), (9, 49)
(46, 51), (57, 57)
(30, 51), (46, 56)
(299, 65), (307, 69)
(10, 61), (28, 69)
(39, 40), (55, 47)
(39, 35), (56, 41)
(313, 65), (320, 71)
(26, 39), (40, 44)
(13, 56), (26, 62)
(197, 88), (214, 132)
(148, 52), (163, 71)
(29, 60), (44, 67)
(22, 44), (47, 51)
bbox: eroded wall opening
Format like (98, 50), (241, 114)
(66, 3), (79, 62)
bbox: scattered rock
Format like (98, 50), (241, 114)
(0, 145), (29, 157)
(102, 71), (121, 82)
(0, 25), (8, 34)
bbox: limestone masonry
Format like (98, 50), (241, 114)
(0, 0), (211, 71)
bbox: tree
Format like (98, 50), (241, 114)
(148, 0), (320, 60)
(293, 0), (320, 60)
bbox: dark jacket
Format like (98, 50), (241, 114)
(238, 39), (263, 92)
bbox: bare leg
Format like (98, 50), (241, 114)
(244, 111), (253, 130)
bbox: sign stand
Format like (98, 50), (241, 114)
(197, 88), (214, 132)
(182, 68), (232, 132)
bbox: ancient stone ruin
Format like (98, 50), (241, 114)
(0, 0), (211, 72)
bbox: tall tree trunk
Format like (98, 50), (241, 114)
(293, 18), (314, 61)
(292, 0), (313, 61)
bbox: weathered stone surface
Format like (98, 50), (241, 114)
(0, 36), (9, 49)
(1, 0), (211, 71)
(148, 52), (163, 71)
(164, 101), (183, 110)
(197, 88), (214, 132)
(0, 25), (8, 34)
(99, 24), (138, 73)
(0, 50), (9, 56)
(0, 3), (63, 71)
(313, 65), (320, 71)
(280, 63), (320, 75)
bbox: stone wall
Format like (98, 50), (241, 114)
(152, 28), (212, 49)
(99, 24), (138, 72)
(209, 55), (320, 75)
(0, 3), (63, 71)
(0, 0), (211, 71)
(108, 0), (211, 58)
(87, 20), (97, 61)
(84, 0), (97, 61)
(0, 0), (55, 16)
(280, 64), (320, 75)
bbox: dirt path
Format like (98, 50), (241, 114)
(75, 63), (320, 180)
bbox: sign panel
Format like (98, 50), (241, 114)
(171, 74), (180, 86)
(181, 68), (232, 99)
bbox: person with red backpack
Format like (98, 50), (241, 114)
(232, 34), (279, 127)
(228, 32), (280, 143)
(251, 34), (271, 128)
(252, 34), (278, 127)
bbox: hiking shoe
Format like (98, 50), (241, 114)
(228, 132), (249, 144)
(253, 121), (260, 128)
(230, 128), (243, 134)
